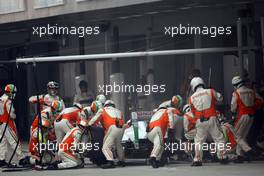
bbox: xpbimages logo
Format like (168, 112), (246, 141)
(33, 141), (100, 153)
(98, 82), (166, 95)
(164, 24), (232, 38)
(165, 140), (232, 154)
(32, 24), (100, 38)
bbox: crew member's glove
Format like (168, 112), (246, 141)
(146, 124), (150, 133)
(229, 115), (236, 126)
(200, 116), (205, 122)
(87, 125), (92, 131)
(126, 119), (132, 127)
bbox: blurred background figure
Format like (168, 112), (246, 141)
(73, 80), (94, 107)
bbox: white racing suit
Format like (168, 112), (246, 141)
(28, 127), (50, 165)
(147, 108), (174, 160)
(54, 107), (82, 144)
(183, 111), (197, 141)
(29, 108), (57, 164)
(190, 88), (227, 162)
(231, 86), (263, 156)
(0, 94), (24, 161)
(58, 127), (83, 168)
(29, 94), (65, 111)
(88, 107), (125, 162)
(220, 122), (248, 153)
(169, 108), (183, 141)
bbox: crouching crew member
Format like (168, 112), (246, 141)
(54, 103), (83, 144)
(51, 119), (89, 169)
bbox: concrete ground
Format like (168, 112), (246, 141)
(1, 143), (264, 176)
(1, 160), (264, 176)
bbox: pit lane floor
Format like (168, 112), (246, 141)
(1, 160), (264, 176)
(1, 143), (264, 176)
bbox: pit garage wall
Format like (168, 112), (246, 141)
(59, 5), (238, 107)
(1, 3), (263, 140)
(48, 4), (262, 113)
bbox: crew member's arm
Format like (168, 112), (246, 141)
(0, 99), (4, 115)
(29, 95), (45, 104)
(6, 100), (16, 119)
(183, 115), (189, 133)
(213, 90), (223, 103)
(167, 109), (174, 129)
(189, 97), (196, 116)
(80, 107), (92, 120)
(88, 108), (103, 126)
(230, 92), (238, 114)
(124, 119), (132, 129)
(72, 130), (82, 153)
(60, 98), (66, 110)
(73, 94), (80, 105)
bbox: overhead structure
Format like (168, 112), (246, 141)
(16, 46), (262, 64)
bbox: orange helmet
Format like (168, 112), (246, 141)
(51, 100), (63, 114)
(96, 94), (106, 105)
(90, 101), (102, 113)
(41, 117), (51, 129)
(171, 95), (183, 108)
(4, 84), (17, 99)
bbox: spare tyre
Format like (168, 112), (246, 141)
(82, 126), (107, 166)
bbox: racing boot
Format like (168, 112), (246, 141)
(19, 156), (30, 167)
(159, 155), (168, 167)
(219, 158), (229, 165)
(78, 158), (85, 168)
(191, 161), (202, 166)
(117, 161), (126, 167)
(46, 160), (63, 170)
(244, 150), (254, 162)
(233, 155), (244, 163)
(149, 157), (159, 168)
(101, 160), (115, 169)
(0, 160), (8, 167)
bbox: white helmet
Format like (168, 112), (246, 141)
(47, 81), (59, 89)
(183, 104), (191, 113)
(232, 76), (244, 88)
(104, 100), (115, 108)
(96, 94), (106, 105)
(82, 107), (93, 118)
(90, 101), (103, 113)
(47, 81), (59, 96)
(158, 101), (169, 109)
(73, 102), (83, 109)
(190, 77), (205, 92)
